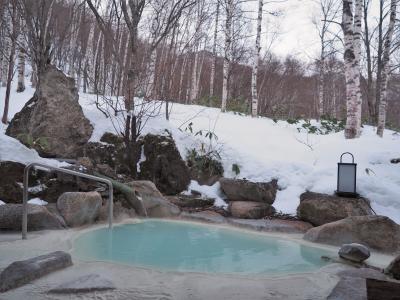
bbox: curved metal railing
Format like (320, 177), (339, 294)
(22, 162), (113, 239)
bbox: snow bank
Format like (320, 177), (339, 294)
(79, 94), (400, 222)
(2, 82), (400, 222)
(184, 180), (227, 208)
(0, 200), (5, 205)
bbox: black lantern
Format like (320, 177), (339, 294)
(336, 152), (358, 198)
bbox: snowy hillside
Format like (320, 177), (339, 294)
(1, 84), (400, 222)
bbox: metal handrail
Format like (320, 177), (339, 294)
(22, 162), (113, 239)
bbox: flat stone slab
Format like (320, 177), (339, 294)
(48, 274), (116, 294)
(180, 211), (226, 224)
(0, 251), (72, 292)
(327, 276), (366, 300)
(227, 218), (313, 233)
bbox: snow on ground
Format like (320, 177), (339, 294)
(0, 200), (5, 205)
(183, 180), (227, 207)
(27, 198), (48, 206)
(80, 94), (400, 222)
(1, 82), (399, 222)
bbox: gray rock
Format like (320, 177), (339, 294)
(339, 243), (371, 263)
(167, 195), (215, 209)
(219, 178), (278, 204)
(6, 65), (93, 158)
(48, 274), (115, 294)
(0, 251), (72, 292)
(180, 211), (226, 224)
(385, 255), (400, 280)
(139, 134), (190, 195)
(227, 218), (313, 233)
(127, 181), (180, 217)
(297, 191), (373, 226)
(57, 192), (102, 227)
(229, 201), (275, 219)
(304, 216), (400, 253)
(0, 204), (65, 230)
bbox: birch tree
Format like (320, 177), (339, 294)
(2, 0), (17, 124)
(342, 0), (363, 139)
(251, 0), (263, 117)
(221, 0), (233, 112)
(209, 0), (220, 99)
(1, 4), (11, 88)
(16, 30), (26, 92)
(376, 0), (397, 137)
(314, 0), (339, 119)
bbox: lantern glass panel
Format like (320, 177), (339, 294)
(338, 164), (356, 193)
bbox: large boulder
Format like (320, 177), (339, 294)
(219, 178), (278, 204)
(0, 204), (65, 230)
(6, 65), (93, 158)
(126, 181), (180, 217)
(0, 251), (72, 292)
(338, 243), (370, 263)
(385, 255), (400, 280)
(304, 216), (400, 253)
(138, 134), (190, 195)
(297, 191), (373, 226)
(57, 192), (102, 227)
(229, 201), (275, 219)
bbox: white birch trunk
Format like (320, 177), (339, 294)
(353, 0), (363, 134)
(179, 54), (188, 101)
(145, 49), (157, 98)
(189, 48), (199, 103)
(221, 0), (233, 112)
(85, 25), (94, 92)
(343, 0), (363, 139)
(91, 31), (103, 93)
(210, 1), (220, 97)
(318, 58), (325, 118)
(1, 8), (11, 88)
(377, 0), (397, 137)
(16, 34), (25, 93)
(251, 0), (263, 117)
